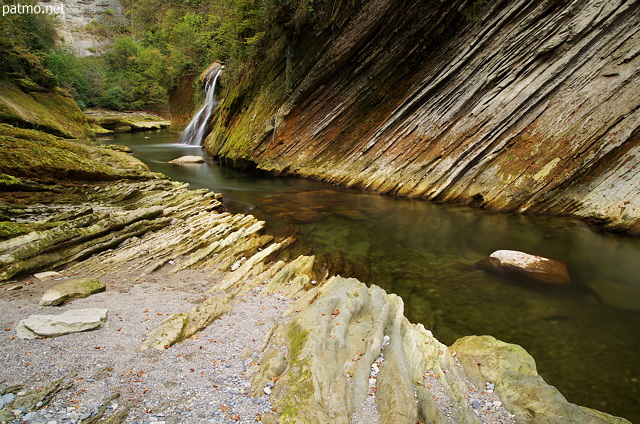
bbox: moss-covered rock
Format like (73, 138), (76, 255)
(0, 79), (93, 139)
(0, 124), (156, 181)
(39, 278), (106, 306)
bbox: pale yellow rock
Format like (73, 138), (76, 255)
(39, 278), (106, 306)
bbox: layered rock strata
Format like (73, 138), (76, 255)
(206, 0), (640, 234)
(0, 128), (631, 423)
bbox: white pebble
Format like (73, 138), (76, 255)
(493, 401), (503, 408)
(264, 386), (272, 395)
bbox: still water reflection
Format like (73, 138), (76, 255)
(102, 131), (640, 421)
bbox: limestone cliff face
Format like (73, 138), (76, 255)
(39, 0), (125, 57)
(205, 0), (640, 233)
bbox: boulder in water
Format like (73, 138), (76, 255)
(169, 155), (205, 164)
(476, 250), (571, 285)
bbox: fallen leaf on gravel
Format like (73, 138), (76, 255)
(221, 405), (230, 412)
(230, 414), (240, 420)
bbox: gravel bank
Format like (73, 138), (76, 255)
(0, 267), (290, 423)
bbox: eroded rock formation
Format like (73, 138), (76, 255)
(206, 0), (640, 233)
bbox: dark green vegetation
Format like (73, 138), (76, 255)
(1, 0), (326, 112)
(0, 0), (58, 89)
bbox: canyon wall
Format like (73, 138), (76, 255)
(39, 0), (125, 57)
(205, 0), (640, 233)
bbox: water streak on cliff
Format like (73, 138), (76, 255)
(180, 68), (223, 146)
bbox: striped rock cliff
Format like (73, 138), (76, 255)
(205, 0), (640, 234)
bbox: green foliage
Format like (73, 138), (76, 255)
(1, 0), (331, 112)
(0, 0), (58, 88)
(462, 0), (491, 22)
(45, 47), (90, 107)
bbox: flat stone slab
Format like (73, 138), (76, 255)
(476, 249), (571, 285)
(39, 278), (106, 306)
(33, 271), (62, 281)
(169, 155), (205, 164)
(16, 308), (109, 339)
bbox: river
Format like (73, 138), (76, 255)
(101, 130), (640, 422)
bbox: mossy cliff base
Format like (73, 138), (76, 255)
(206, 0), (640, 234)
(0, 80), (93, 139)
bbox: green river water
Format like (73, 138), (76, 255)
(102, 130), (640, 422)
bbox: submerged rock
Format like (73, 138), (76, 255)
(476, 250), (571, 285)
(16, 308), (109, 339)
(39, 278), (106, 306)
(586, 279), (640, 313)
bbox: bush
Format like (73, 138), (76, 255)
(105, 85), (132, 110)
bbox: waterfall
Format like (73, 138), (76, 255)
(179, 67), (223, 146)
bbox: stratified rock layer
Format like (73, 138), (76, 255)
(249, 276), (626, 424)
(39, 278), (106, 306)
(206, 0), (640, 233)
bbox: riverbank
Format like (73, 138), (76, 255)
(0, 128), (633, 423)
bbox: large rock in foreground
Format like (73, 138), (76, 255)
(476, 250), (571, 285)
(249, 276), (625, 424)
(16, 308), (109, 339)
(39, 278), (106, 306)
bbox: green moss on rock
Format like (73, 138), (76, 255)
(0, 79), (93, 139)
(0, 124), (155, 181)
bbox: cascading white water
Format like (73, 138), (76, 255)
(179, 67), (223, 146)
